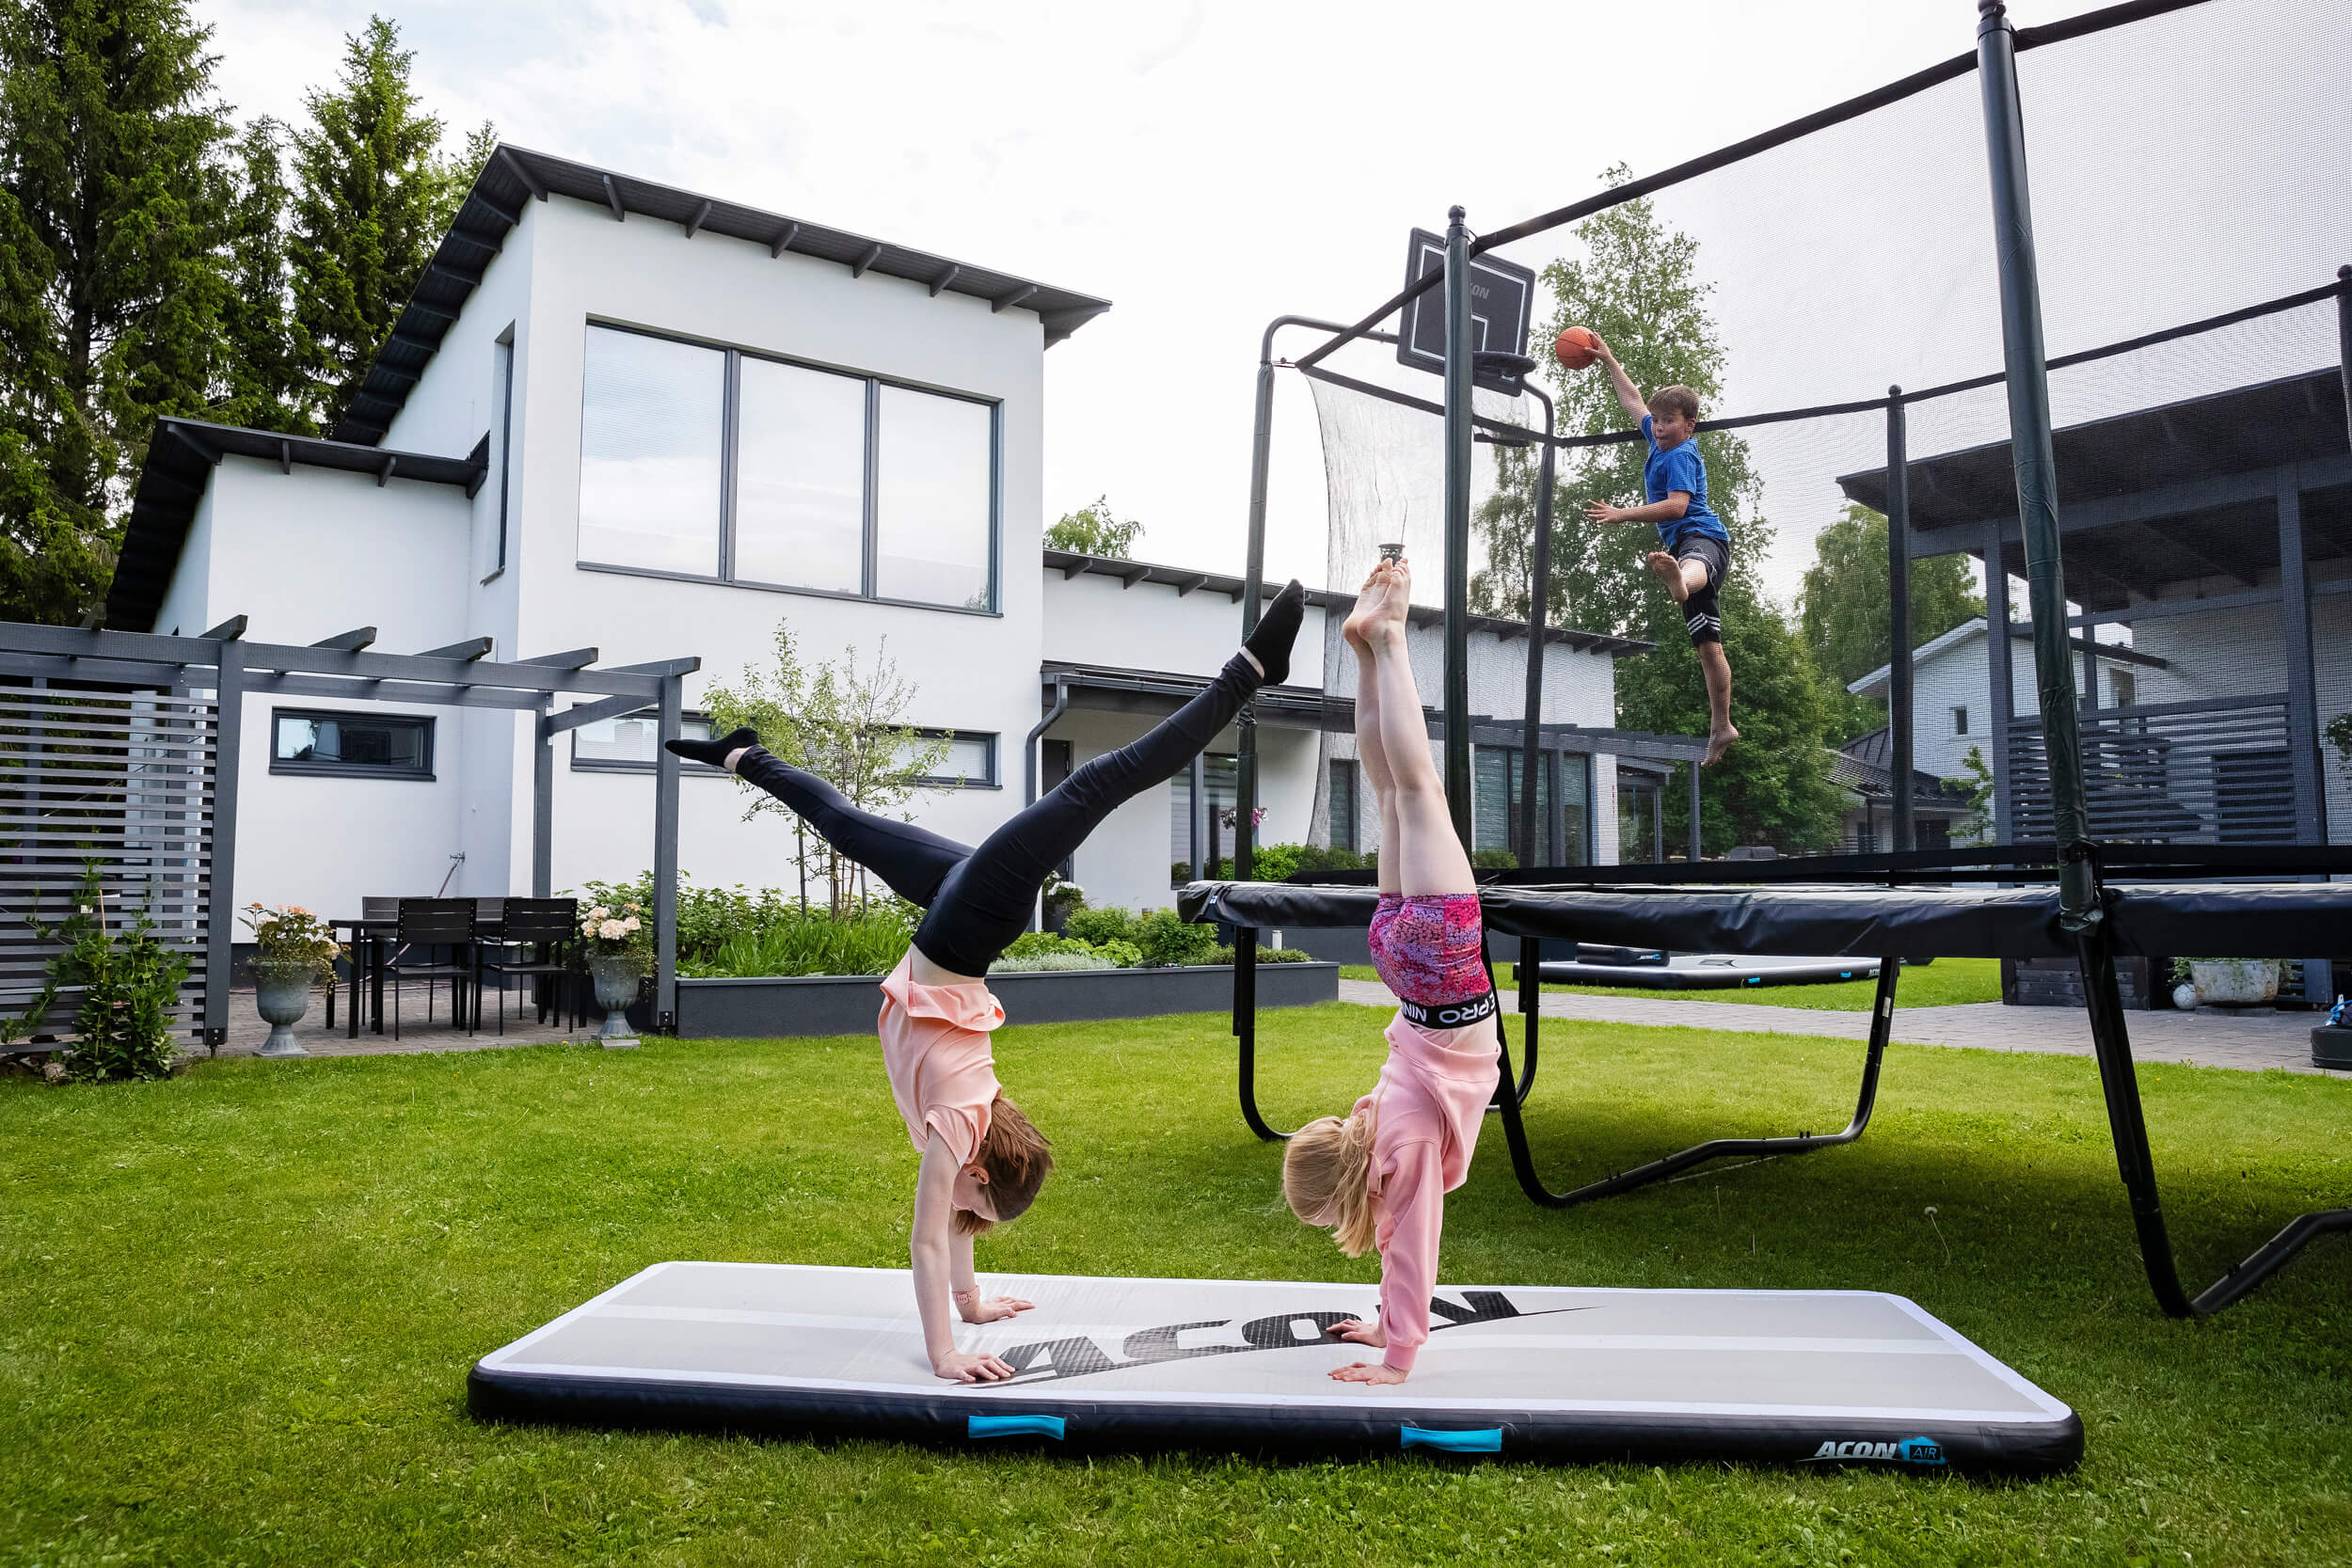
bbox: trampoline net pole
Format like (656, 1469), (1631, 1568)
(1441, 207), (1475, 853)
(1885, 390), (1914, 853)
(1977, 1), (2094, 926)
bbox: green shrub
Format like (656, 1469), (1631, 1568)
(1135, 908), (1219, 968)
(679, 904), (915, 979)
(1470, 847), (1519, 870)
(3, 863), (188, 1081)
(998, 929), (1142, 970)
(1210, 944), (1314, 964)
(1062, 906), (1140, 947)
(1291, 844), (1366, 874)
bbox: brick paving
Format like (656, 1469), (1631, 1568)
(1337, 980), (2347, 1077)
(204, 981), (605, 1060)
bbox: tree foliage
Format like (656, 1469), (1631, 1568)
(1799, 502), (1984, 743)
(701, 623), (951, 916)
(287, 15), (490, 432)
(1045, 494), (1143, 560)
(0, 0), (240, 623)
(1476, 166), (1841, 852)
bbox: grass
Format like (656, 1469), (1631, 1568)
(1340, 958), (2007, 1011)
(3, 1004), (2349, 1565)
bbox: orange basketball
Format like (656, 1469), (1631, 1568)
(1554, 326), (1601, 370)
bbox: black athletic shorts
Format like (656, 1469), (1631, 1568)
(1673, 534), (1727, 647)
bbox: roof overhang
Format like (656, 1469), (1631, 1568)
(105, 420), (487, 633)
(330, 144), (1113, 446)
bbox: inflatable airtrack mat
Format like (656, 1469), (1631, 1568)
(469, 1263), (2081, 1472)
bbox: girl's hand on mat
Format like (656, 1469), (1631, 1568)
(1327, 1316), (1386, 1348)
(1328, 1361), (1409, 1386)
(933, 1350), (1017, 1383)
(958, 1293), (1035, 1324)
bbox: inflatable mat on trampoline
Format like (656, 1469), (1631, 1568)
(1538, 953), (1882, 990)
(469, 1262), (2080, 1472)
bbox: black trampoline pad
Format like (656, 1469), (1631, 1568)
(1181, 879), (2352, 960)
(470, 1262), (2080, 1472)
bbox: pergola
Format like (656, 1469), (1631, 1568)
(0, 619), (695, 1049)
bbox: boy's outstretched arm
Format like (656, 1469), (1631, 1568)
(911, 1133), (1016, 1382)
(1590, 333), (1647, 423)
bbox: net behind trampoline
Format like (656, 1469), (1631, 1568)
(1275, 0), (2350, 859)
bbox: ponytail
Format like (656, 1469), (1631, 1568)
(1281, 1108), (1380, 1258)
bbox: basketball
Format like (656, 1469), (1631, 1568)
(1554, 326), (1601, 370)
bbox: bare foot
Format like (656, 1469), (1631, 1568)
(1645, 551), (1690, 604)
(1343, 566), (1387, 652)
(1376, 560), (1412, 628)
(1703, 725), (1739, 767)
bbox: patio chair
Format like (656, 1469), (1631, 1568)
(382, 897), (480, 1039)
(477, 897), (583, 1035)
(328, 895), (404, 1029)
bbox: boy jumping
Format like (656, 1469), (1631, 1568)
(1581, 335), (1738, 766)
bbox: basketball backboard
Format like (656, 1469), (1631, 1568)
(1397, 228), (1537, 397)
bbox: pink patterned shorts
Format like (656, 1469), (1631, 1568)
(1367, 894), (1489, 1009)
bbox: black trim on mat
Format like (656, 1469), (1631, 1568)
(468, 1365), (2081, 1474)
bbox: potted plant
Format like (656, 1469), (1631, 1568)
(580, 902), (652, 1047)
(1041, 872), (1085, 934)
(242, 904), (343, 1058)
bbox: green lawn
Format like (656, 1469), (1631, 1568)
(1341, 958), (2006, 1011)
(3, 1006), (2348, 1566)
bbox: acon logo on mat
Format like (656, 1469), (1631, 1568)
(1806, 1436), (1947, 1465)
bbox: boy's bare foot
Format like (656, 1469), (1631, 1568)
(1703, 724), (1740, 768)
(1645, 551), (1690, 604)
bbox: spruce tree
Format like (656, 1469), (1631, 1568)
(289, 15), (490, 433)
(0, 0), (237, 624)
(215, 115), (312, 434)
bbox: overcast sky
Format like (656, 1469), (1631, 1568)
(193, 0), (2344, 617)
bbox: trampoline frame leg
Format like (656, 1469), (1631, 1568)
(1488, 960), (1899, 1208)
(2076, 929), (2352, 1317)
(1234, 927), (1294, 1142)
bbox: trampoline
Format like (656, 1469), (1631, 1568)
(1196, 0), (2352, 1323)
(1538, 952), (1882, 990)
(470, 1260), (2081, 1472)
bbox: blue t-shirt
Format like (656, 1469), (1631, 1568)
(1642, 415), (1728, 547)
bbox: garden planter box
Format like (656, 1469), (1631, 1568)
(672, 961), (1339, 1040)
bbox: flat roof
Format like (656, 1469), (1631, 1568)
(329, 144), (1113, 447)
(105, 420), (485, 632)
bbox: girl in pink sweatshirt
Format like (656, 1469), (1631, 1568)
(1282, 557), (1501, 1385)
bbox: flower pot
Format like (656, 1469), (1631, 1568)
(2311, 1025), (2352, 1071)
(2188, 959), (2279, 1007)
(251, 963), (316, 1057)
(587, 953), (644, 1047)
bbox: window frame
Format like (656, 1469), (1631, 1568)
(907, 728), (1000, 790)
(574, 320), (1002, 616)
(1327, 758), (1359, 853)
(568, 709), (723, 775)
(269, 707), (437, 781)
(1952, 705), (1969, 736)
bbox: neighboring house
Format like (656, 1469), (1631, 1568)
(1839, 368), (2352, 851)
(106, 146), (1676, 922)
(1846, 617), (2148, 840)
(1828, 729), (1975, 851)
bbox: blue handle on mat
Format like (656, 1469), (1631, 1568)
(967, 1414), (1065, 1441)
(1401, 1425), (1502, 1453)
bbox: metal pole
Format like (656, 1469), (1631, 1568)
(532, 700), (553, 898)
(1236, 323), (1282, 885)
(1188, 752), (1207, 881)
(1516, 388), (1557, 866)
(652, 672), (682, 1034)
(1441, 206), (1475, 852)
(1978, 0), (2094, 926)
(1687, 761), (1702, 863)
(1983, 521), (2015, 843)
(202, 634), (244, 1052)
(1885, 388), (1915, 851)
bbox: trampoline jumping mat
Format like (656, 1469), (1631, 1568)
(470, 1262), (2080, 1472)
(1538, 954), (1883, 990)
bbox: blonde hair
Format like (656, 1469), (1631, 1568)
(953, 1096), (1054, 1236)
(1282, 1109), (1379, 1258)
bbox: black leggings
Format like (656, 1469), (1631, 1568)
(736, 653), (1263, 975)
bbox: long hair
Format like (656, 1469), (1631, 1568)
(1281, 1108), (1379, 1258)
(954, 1096), (1054, 1236)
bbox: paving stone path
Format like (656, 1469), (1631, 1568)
(1336, 980), (2346, 1078)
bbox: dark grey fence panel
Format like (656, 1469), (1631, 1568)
(2007, 693), (2297, 844)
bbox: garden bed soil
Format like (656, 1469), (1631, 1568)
(668, 960), (1338, 1039)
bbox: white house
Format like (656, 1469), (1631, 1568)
(107, 147), (1670, 926)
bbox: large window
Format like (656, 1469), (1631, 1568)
(1327, 760), (1359, 852)
(1472, 747), (1590, 867)
(272, 709), (435, 780)
(576, 324), (999, 611)
(1170, 754), (1239, 879)
(577, 327), (725, 575)
(891, 729), (999, 788)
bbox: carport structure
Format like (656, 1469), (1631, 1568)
(0, 620), (696, 1051)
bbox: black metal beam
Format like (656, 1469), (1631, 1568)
(200, 615), (247, 641)
(601, 173), (626, 221)
(417, 637), (493, 661)
(683, 198), (711, 238)
(771, 220), (799, 258)
(521, 646), (599, 669)
(993, 284), (1037, 314)
(497, 146), (548, 201)
(310, 626), (377, 652)
(930, 263), (961, 297)
(545, 690), (652, 736)
(1441, 207), (1474, 853)
(1887, 389), (1915, 851)
(851, 242), (883, 277)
